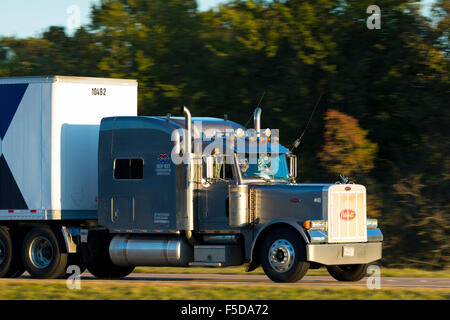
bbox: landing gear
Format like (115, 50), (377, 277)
(260, 228), (309, 283)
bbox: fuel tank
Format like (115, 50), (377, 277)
(109, 235), (194, 267)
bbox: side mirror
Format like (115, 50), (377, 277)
(287, 154), (297, 180)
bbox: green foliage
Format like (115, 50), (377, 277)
(0, 0), (448, 268)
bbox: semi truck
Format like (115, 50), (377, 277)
(0, 76), (383, 282)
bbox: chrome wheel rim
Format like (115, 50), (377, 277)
(0, 238), (6, 265)
(29, 236), (54, 269)
(268, 239), (295, 273)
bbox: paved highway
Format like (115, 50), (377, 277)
(65, 273), (450, 288)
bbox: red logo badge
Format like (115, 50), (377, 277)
(157, 153), (169, 163)
(340, 209), (356, 220)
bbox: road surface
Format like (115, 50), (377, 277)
(16, 273), (450, 288)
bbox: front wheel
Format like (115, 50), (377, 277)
(260, 227), (309, 283)
(326, 264), (368, 281)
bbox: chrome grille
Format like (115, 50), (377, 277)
(328, 184), (367, 243)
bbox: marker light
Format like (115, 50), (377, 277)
(235, 128), (245, 137)
(303, 220), (327, 231)
(367, 219), (378, 229)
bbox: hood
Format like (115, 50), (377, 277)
(251, 183), (331, 225)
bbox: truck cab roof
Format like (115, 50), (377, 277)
(100, 116), (245, 137)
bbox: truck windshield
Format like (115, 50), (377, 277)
(237, 153), (289, 180)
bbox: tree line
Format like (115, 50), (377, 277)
(0, 0), (448, 268)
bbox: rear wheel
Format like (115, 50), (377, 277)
(326, 264), (368, 281)
(22, 226), (68, 279)
(85, 232), (134, 279)
(0, 226), (24, 278)
(260, 227), (309, 283)
(88, 261), (135, 279)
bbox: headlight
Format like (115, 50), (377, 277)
(367, 219), (378, 229)
(303, 220), (327, 231)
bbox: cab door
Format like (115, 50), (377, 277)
(197, 160), (235, 231)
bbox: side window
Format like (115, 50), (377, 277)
(114, 158), (144, 180)
(203, 156), (234, 181)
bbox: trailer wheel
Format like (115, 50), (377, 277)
(326, 264), (368, 281)
(21, 227), (68, 279)
(260, 227), (309, 283)
(0, 227), (24, 278)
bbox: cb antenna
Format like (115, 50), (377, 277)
(290, 93), (323, 152)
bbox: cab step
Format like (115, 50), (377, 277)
(191, 245), (243, 267)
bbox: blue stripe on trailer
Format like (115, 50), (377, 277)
(0, 84), (29, 139)
(0, 155), (28, 210)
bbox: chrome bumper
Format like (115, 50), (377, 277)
(307, 228), (383, 243)
(306, 242), (382, 265)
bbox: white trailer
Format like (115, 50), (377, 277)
(0, 76), (137, 278)
(0, 76), (137, 219)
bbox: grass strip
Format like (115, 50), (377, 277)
(0, 280), (448, 300)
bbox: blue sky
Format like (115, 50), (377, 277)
(0, 0), (435, 38)
(0, 0), (224, 38)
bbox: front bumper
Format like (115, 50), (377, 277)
(306, 242), (382, 265)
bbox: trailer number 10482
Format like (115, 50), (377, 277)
(92, 88), (107, 96)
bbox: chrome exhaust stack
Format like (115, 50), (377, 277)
(254, 107), (262, 136)
(182, 105), (194, 231)
(182, 106), (192, 154)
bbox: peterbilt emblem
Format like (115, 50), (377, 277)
(290, 198), (301, 203)
(340, 209), (356, 220)
(345, 186), (351, 191)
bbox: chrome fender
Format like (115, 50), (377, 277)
(247, 219), (309, 272)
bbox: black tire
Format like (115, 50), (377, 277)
(326, 264), (369, 281)
(88, 261), (135, 279)
(260, 227), (309, 283)
(21, 226), (68, 279)
(61, 254), (87, 279)
(68, 253), (87, 274)
(86, 234), (134, 279)
(0, 226), (24, 278)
